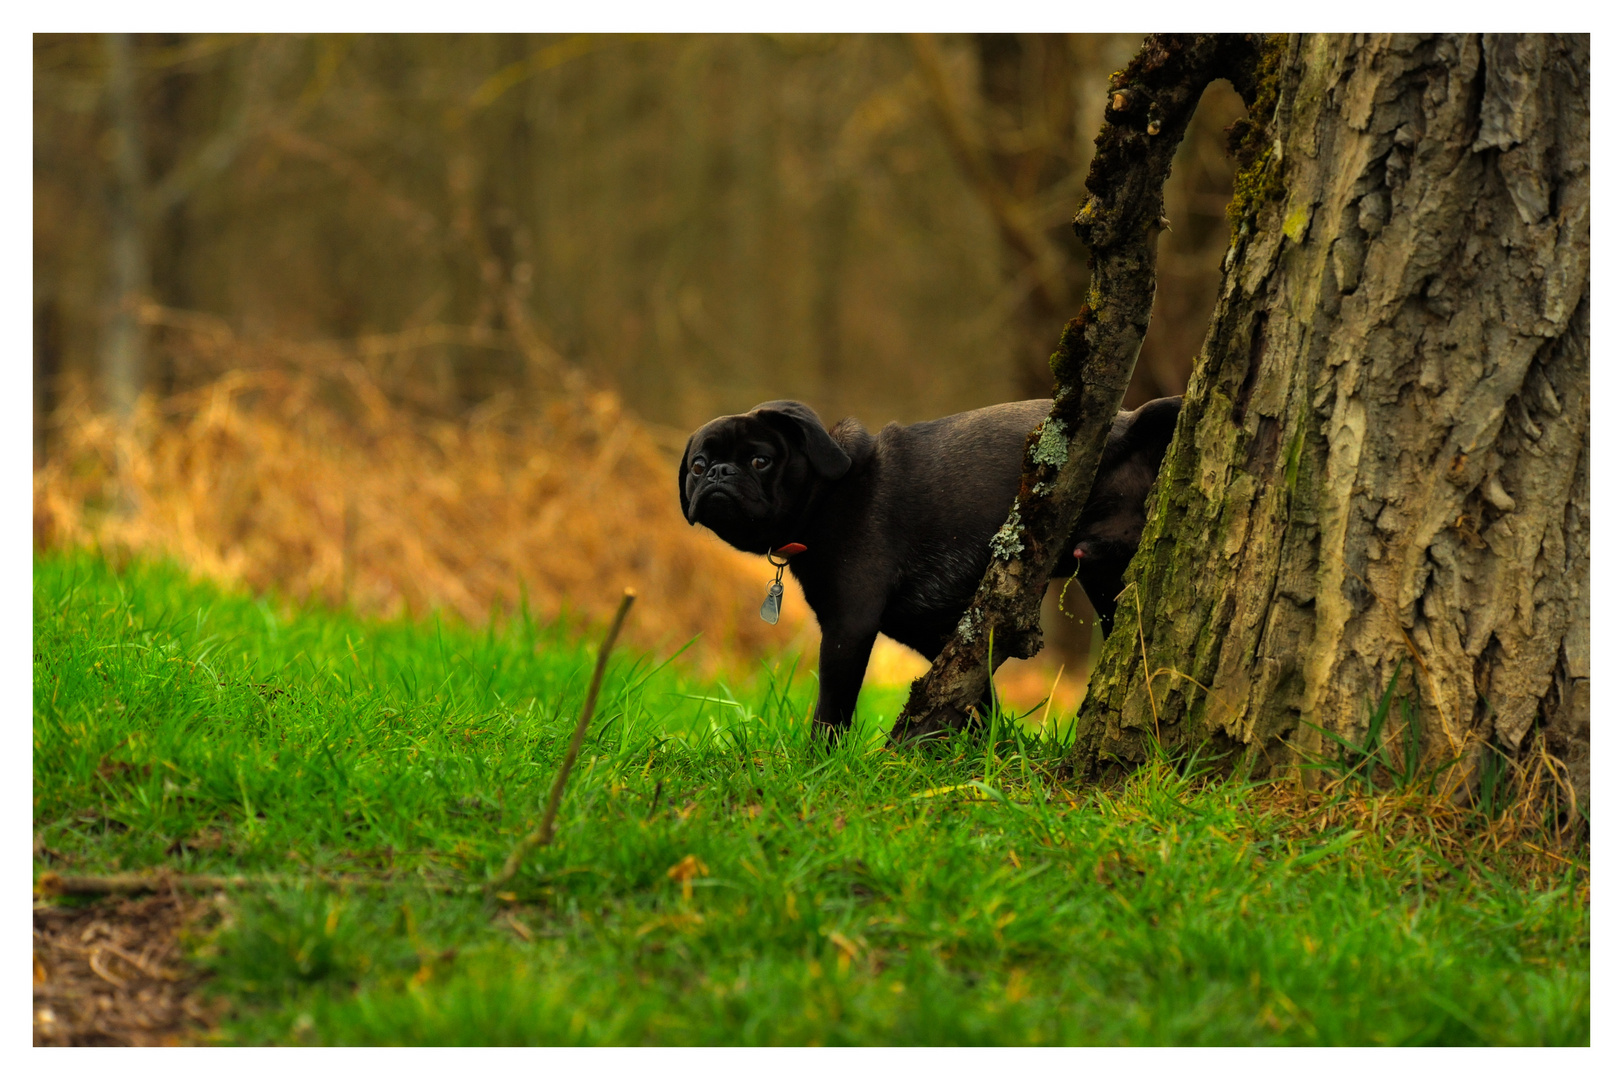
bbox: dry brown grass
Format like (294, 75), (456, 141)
(1250, 727), (1590, 881)
(34, 313), (820, 676)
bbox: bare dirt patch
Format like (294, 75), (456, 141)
(33, 891), (221, 1046)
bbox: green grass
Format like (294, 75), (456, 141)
(33, 550), (1589, 1045)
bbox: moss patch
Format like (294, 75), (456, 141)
(1224, 34), (1288, 246)
(1047, 310), (1091, 384)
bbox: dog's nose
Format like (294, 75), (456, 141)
(706, 462), (738, 482)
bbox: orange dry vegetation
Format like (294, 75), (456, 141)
(34, 360), (817, 676)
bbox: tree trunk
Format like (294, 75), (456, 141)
(1067, 34), (1590, 813)
(971, 33), (1088, 401)
(102, 32), (149, 422)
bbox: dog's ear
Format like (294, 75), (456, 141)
(678, 429), (702, 524)
(1122, 396), (1180, 464)
(1102, 395), (1181, 473)
(749, 400), (852, 480)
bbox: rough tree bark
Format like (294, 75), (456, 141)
(893, 34), (1268, 740)
(1066, 34), (1590, 810)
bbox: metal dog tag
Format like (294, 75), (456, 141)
(760, 581), (784, 624)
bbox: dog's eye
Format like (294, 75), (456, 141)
(689, 458), (707, 476)
(751, 456), (772, 471)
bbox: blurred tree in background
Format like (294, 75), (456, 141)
(35, 32), (1243, 436)
(33, 33), (1246, 686)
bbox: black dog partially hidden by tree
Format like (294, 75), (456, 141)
(680, 396), (1180, 733)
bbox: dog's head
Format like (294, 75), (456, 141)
(1069, 395), (1181, 571)
(679, 400), (852, 554)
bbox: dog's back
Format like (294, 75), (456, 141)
(836, 401), (1041, 650)
(868, 400), (1049, 553)
(837, 396), (1177, 648)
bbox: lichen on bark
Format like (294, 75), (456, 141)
(1030, 418), (1069, 468)
(989, 505), (1025, 559)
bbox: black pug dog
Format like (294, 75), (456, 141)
(680, 396), (1180, 733)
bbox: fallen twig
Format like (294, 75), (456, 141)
(37, 871), (259, 897)
(35, 869), (466, 898)
(486, 587), (637, 899)
(39, 590), (638, 910)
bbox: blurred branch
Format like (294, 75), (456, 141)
(908, 33), (1070, 316)
(137, 33), (249, 71)
(266, 127), (442, 240)
(444, 143), (570, 382)
(136, 301), (519, 368)
(350, 323), (512, 359)
(501, 287), (570, 378)
(148, 42), (263, 217)
(453, 34), (632, 126)
(292, 35), (350, 115)
(1029, 164), (1096, 229)
(153, 37), (351, 218)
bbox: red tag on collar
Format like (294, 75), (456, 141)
(771, 543), (807, 557)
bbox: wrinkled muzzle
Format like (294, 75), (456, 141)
(688, 478), (756, 527)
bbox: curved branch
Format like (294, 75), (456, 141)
(892, 34), (1266, 741)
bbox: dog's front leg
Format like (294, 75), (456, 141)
(813, 621), (880, 737)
